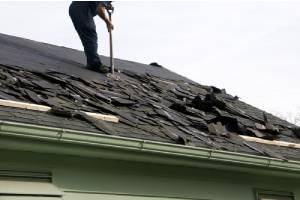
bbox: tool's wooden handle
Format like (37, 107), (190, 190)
(109, 13), (114, 74)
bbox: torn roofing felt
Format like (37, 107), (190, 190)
(0, 33), (300, 161)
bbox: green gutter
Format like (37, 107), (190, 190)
(0, 120), (300, 174)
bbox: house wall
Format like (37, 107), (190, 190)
(0, 149), (299, 200)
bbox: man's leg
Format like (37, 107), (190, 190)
(69, 2), (102, 67)
(78, 20), (102, 66)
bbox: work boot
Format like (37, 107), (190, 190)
(87, 63), (110, 74)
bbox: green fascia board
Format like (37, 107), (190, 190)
(0, 120), (300, 174)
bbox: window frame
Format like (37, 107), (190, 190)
(0, 170), (62, 199)
(255, 189), (295, 200)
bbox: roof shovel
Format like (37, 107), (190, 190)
(106, 8), (119, 80)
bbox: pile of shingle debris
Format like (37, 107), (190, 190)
(0, 64), (299, 158)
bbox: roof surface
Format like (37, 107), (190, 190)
(0, 33), (299, 161)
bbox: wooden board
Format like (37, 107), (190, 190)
(0, 99), (119, 123)
(241, 135), (300, 149)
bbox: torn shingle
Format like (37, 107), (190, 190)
(149, 62), (163, 68)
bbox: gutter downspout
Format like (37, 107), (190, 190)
(0, 120), (300, 173)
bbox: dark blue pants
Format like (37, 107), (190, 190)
(69, 2), (102, 66)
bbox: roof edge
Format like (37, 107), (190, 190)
(0, 120), (300, 175)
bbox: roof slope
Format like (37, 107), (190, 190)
(0, 33), (299, 161)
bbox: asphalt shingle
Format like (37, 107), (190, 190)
(0, 33), (299, 161)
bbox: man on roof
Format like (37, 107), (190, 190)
(69, 1), (114, 73)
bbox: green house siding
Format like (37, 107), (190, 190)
(0, 149), (299, 200)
